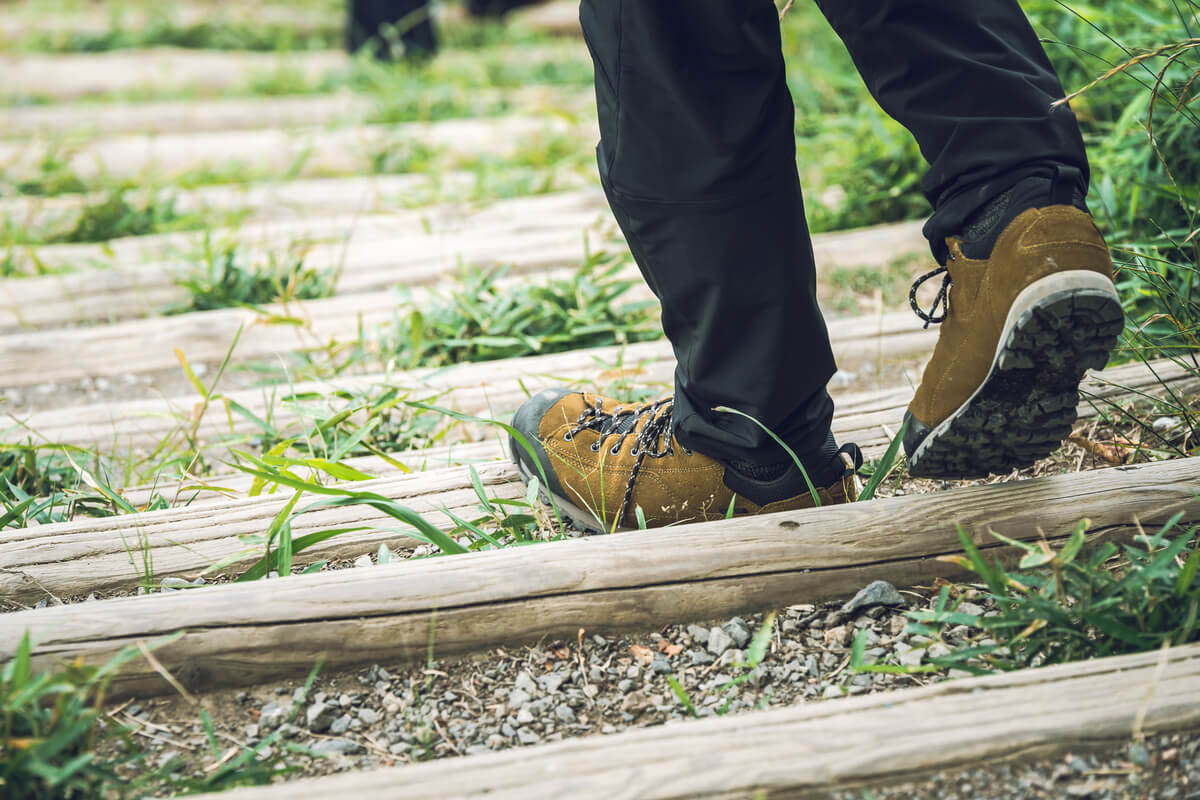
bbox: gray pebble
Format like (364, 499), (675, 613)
(258, 702), (289, 731)
(707, 626), (734, 656)
(723, 617), (752, 649)
(650, 654), (673, 675)
(515, 671), (538, 696)
(311, 738), (362, 756)
(389, 742), (411, 755)
(516, 727), (541, 745)
(516, 707), (535, 725)
(617, 679), (634, 693)
(539, 673), (565, 694)
(508, 689), (532, 709)
(306, 702), (337, 733)
(555, 703), (577, 724)
(841, 580), (906, 615)
(330, 714), (352, 735)
(588, 666), (606, 683)
(358, 708), (380, 725)
(687, 624), (710, 644)
(691, 649), (716, 666)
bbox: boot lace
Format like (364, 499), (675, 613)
(909, 252), (955, 329)
(565, 397), (687, 526)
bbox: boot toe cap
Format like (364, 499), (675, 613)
(509, 388), (576, 494)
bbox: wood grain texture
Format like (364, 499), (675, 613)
(0, 42), (581, 100)
(0, 365), (930, 602)
(200, 643), (1200, 799)
(0, 114), (583, 183)
(2, 457), (1197, 698)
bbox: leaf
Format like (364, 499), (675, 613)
(859, 417), (908, 502)
(656, 639), (683, 657)
(630, 644), (654, 665)
(745, 611), (776, 666)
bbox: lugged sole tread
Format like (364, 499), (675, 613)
(908, 286), (1123, 479)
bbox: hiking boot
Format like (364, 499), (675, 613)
(904, 171), (1124, 478)
(509, 389), (862, 533)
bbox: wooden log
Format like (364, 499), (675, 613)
(0, 115), (586, 184)
(0, 339), (935, 603)
(0, 216), (925, 332)
(0, 359), (1185, 604)
(1, 457), (1197, 698)
(2, 300), (949, 451)
(0, 85), (589, 140)
(0, 42), (582, 101)
(0, 6), (337, 43)
(1, 185), (613, 291)
(197, 643), (1200, 800)
(0, 93), (369, 139)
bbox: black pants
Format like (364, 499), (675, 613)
(579, 0), (1089, 465)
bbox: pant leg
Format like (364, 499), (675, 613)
(813, 0), (1090, 262)
(347, 0), (437, 59)
(579, 0), (838, 466)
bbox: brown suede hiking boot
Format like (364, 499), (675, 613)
(509, 389), (861, 533)
(903, 203), (1124, 478)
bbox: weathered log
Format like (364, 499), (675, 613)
(1, 42), (581, 101)
(0, 115), (583, 184)
(1, 457), (1197, 698)
(198, 643), (1200, 800)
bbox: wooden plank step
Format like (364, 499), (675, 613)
(2, 185), (612, 280)
(1, 94), (371, 139)
(0, 359), (1188, 603)
(2, 457), (1196, 698)
(0, 171), (500, 234)
(0, 85), (588, 139)
(0, 115), (587, 183)
(3, 301), (952, 451)
(0, 41), (583, 101)
(192, 643), (1200, 800)
(0, 6), (337, 43)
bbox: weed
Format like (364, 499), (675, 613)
(385, 251), (660, 369)
(908, 515), (1200, 674)
(169, 237), (338, 313)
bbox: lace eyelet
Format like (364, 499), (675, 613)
(684, 448), (694, 457)
(630, 447), (640, 457)
(666, 447), (674, 456)
(563, 432), (574, 441)
(590, 442), (600, 452)
(611, 446), (621, 456)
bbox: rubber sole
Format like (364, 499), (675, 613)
(513, 456), (613, 534)
(907, 270), (1124, 479)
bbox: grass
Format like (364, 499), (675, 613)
(167, 237), (339, 314)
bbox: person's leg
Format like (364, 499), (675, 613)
(814, 0), (1124, 477)
(509, 0), (858, 532)
(581, 0), (838, 468)
(347, 0), (437, 60)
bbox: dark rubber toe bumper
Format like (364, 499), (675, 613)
(509, 388), (574, 499)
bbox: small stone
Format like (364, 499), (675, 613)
(353, 555), (373, 568)
(927, 642), (952, 659)
(722, 618), (752, 649)
(588, 666), (606, 683)
(687, 624), (710, 645)
(330, 714), (352, 735)
(822, 684), (844, 699)
(306, 702), (337, 733)
(388, 742), (411, 755)
(1154, 416), (1183, 434)
(311, 738), (362, 756)
(465, 744), (491, 756)
(707, 626), (734, 656)
(258, 702), (289, 731)
(358, 708), (380, 725)
(244, 724), (260, 739)
(841, 581), (906, 615)
(515, 671), (537, 696)
(690, 649), (715, 667)
(554, 703), (577, 724)
(718, 649), (744, 667)
(160, 577), (191, 589)
(1129, 742), (1152, 767)
(806, 654), (820, 677)
(516, 707), (534, 725)
(508, 689), (532, 709)
(957, 602), (986, 617)
(516, 727), (541, 745)
(650, 654), (673, 675)
(539, 673), (565, 694)
(617, 679), (634, 693)
(592, 635), (607, 646)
